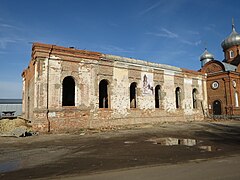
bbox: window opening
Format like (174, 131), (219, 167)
(230, 50), (234, 58)
(192, 88), (197, 109)
(62, 76), (75, 106)
(175, 87), (181, 109)
(99, 80), (109, 108)
(235, 91), (239, 107)
(130, 82), (137, 108)
(155, 85), (161, 108)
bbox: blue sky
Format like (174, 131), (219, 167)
(0, 0), (240, 98)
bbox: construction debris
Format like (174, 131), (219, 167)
(0, 118), (37, 137)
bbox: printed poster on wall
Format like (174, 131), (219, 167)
(141, 72), (154, 95)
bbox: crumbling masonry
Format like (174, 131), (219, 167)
(22, 43), (208, 132)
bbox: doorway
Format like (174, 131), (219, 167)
(213, 100), (221, 115)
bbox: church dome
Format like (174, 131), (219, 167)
(200, 48), (214, 67)
(221, 24), (240, 50)
(200, 49), (214, 61)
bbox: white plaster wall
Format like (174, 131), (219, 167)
(34, 62), (38, 109)
(183, 78), (193, 114)
(138, 95), (155, 109)
(111, 66), (130, 117)
(39, 58), (48, 109)
(162, 70), (176, 112)
(22, 78), (26, 114)
(197, 79), (203, 101)
(201, 79), (208, 111)
(75, 79), (80, 107)
(195, 79), (202, 104)
(48, 59), (61, 108)
(78, 64), (92, 107)
(90, 64), (98, 110)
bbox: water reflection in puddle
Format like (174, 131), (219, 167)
(146, 138), (196, 146)
(0, 160), (21, 173)
(198, 146), (215, 152)
(124, 141), (137, 144)
(146, 137), (216, 152)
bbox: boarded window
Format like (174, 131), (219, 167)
(62, 76), (75, 106)
(130, 82), (137, 108)
(155, 85), (161, 108)
(99, 80), (109, 108)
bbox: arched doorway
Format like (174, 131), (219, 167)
(213, 100), (221, 115)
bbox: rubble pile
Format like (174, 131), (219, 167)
(0, 118), (35, 137)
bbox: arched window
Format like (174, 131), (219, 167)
(130, 82), (137, 108)
(62, 76), (75, 106)
(235, 91), (239, 107)
(175, 87), (181, 109)
(192, 88), (198, 109)
(155, 85), (161, 108)
(99, 79), (109, 108)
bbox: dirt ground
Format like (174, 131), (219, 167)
(0, 119), (240, 180)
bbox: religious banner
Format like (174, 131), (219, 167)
(141, 72), (154, 95)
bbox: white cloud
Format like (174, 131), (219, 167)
(0, 23), (20, 30)
(195, 40), (202, 46)
(146, 28), (179, 39)
(0, 38), (18, 49)
(99, 44), (134, 53)
(180, 39), (202, 46)
(139, 1), (163, 15)
(203, 24), (216, 31)
(146, 28), (201, 46)
(0, 22), (25, 49)
(161, 28), (179, 38)
(203, 24), (222, 38)
(187, 30), (200, 35)
(139, 0), (188, 16)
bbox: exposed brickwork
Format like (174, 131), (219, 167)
(201, 60), (240, 116)
(223, 45), (240, 63)
(22, 43), (208, 132)
(201, 60), (225, 73)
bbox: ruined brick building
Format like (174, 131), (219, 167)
(22, 43), (207, 132)
(200, 22), (240, 117)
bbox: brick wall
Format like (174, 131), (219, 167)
(22, 43), (207, 132)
